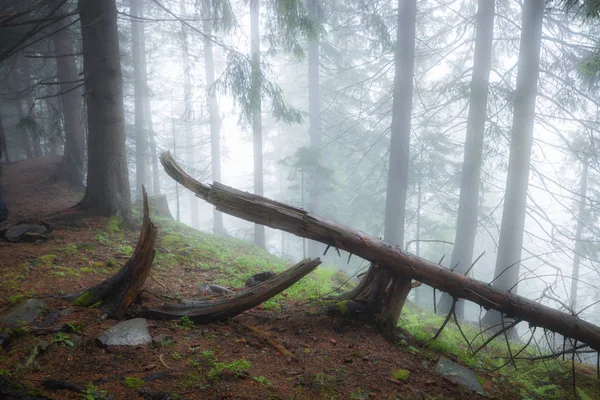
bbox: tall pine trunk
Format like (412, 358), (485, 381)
(18, 51), (43, 157)
(202, 0), (224, 234)
(307, 0), (322, 258)
(483, 0), (544, 326)
(180, 0), (199, 229)
(339, 0), (417, 335)
(137, 0), (159, 195)
(130, 0), (149, 200)
(570, 158), (588, 312)
(78, 0), (132, 223)
(53, 17), (85, 188)
(251, 0), (265, 249)
(437, 0), (495, 319)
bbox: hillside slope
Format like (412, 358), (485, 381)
(0, 158), (597, 400)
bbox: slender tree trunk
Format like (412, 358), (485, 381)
(136, 0), (159, 195)
(130, 0), (149, 200)
(307, 0), (322, 258)
(414, 148), (423, 306)
(202, 0), (224, 234)
(0, 106), (6, 222)
(16, 100), (33, 159)
(53, 17), (85, 188)
(0, 105), (9, 162)
(483, 0), (544, 326)
(18, 51), (43, 157)
(77, 0), (132, 223)
(570, 158), (588, 312)
(251, 0), (265, 249)
(340, 0), (417, 334)
(180, 0), (199, 229)
(437, 0), (495, 319)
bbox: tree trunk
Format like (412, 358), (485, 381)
(137, 0), (159, 195)
(130, 0), (149, 201)
(0, 106), (7, 223)
(18, 51), (43, 158)
(351, 0), (417, 333)
(0, 105), (8, 163)
(570, 158), (588, 312)
(202, 0), (224, 235)
(483, 0), (544, 326)
(77, 0), (132, 223)
(159, 150), (600, 351)
(53, 16), (85, 188)
(438, 0), (495, 319)
(180, 0), (199, 229)
(251, 0), (266, 249)
(306, 0), (322, 259)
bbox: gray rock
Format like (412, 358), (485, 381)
(435, 357), (486, 395)
(4, 224), (48, 242)
(96, 318), (152, 347)
(0, 299), (46, 326)
(245, 271), (277, 287)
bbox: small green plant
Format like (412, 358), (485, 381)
(123, 377), (144, 390)
(171, 351), (182, 360)
(201, 350), (215, 359)
(106, 259), (117, 268)
(84, 382), (107, 400)
(51, 332), (74, 347)
(66, 322), (83, 333)
(174, 316), (195, 330)
(252, 376), (272, 386)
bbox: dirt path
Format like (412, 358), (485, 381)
(3, 156), (82, 223)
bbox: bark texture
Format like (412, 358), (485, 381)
(65, 187), (157, 318)
(570, 158), (588, 312)
(438, 0), (495, 318)
(77, 0), (132, 222)
(160, 150), (600, 351)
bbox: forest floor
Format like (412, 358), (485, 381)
(0, 156), (598, 400)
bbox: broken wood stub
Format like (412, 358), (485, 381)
(64, 186), (158, 319)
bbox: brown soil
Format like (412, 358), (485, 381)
(0, 157), (522, 399)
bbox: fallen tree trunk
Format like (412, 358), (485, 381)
(160, 151), (600, 351)
(138, 258), (321, 322)
(64, 187), (158, 319)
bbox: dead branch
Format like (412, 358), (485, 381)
(160, 151), (600, 351)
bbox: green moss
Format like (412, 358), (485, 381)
(38, 254), (57, 265)
(107, 215), (123, 234)
(392, 369), (410, 381)
(72, 291), (93, 307)
(123, 377), (144, 390)
(106, 259), (117, 268)
(336, 300), (349, 315)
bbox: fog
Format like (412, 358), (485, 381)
(1, 0), (600, 360)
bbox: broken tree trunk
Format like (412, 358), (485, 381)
(137, 258), (321, 322)
(160, 151), (600, 351)
(64, 186), (157, 319)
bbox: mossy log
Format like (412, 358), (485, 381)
(160, 150), (600, 351)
